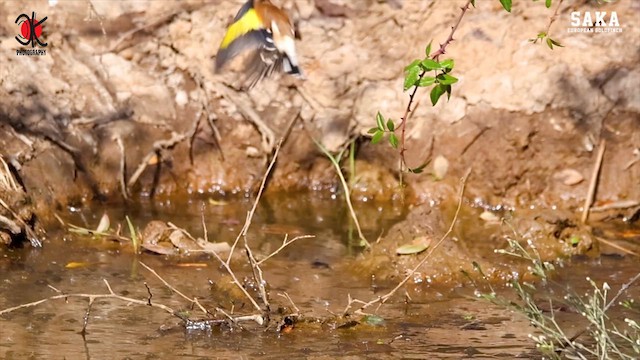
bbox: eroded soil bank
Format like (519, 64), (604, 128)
(1, 1), (639, 277)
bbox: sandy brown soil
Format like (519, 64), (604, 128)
(1, 0), (638, 272)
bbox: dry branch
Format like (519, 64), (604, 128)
(127, 111), (201, 189)
(214, 84), (276, 153)
(581, 139), (606, 224)
(0, 279), (179, 318)
(139, 261), (209, 316)
(347, 168), (471, 315)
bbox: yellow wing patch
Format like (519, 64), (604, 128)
(220, 9), (264, 49)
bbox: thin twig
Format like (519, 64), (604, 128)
(81, 298), (95, 335)
(139, 261), (209, 315)
(0, 198), (41, 247)
(350, 168), (471, 315)
(594, 237), (640, 257)
(582, 139), (606, 224)
(127, 112), (200, 189)
(214, 84), (275, 153)
(113, 134), (129, 200)
(278, 292), (301, 314)
(227, 139), (284, 264)
(0, 156), (19, 191)
(210, 246), (264, 314)
(544, 0), (565, 39)
(226, 113), (299, 264)
(0, 279), (179, 318)
(256, 234), (315, 266)
(245, 245), (270, 312)
(313, 139), (369, 247)
(569, 272), (640, 343)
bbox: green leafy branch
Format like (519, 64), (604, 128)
(369, 0), (565, 175)
(530, 0), (565, 49)
(370, 0), (473, 174)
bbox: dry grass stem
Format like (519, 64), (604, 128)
(256, 234), (315, 266)
(313, 139), (369, 247)
(139, 261), (209, 315)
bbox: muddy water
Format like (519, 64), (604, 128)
(1, 195), (638, 359)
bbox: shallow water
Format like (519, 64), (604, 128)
(1, 195), (638, 359)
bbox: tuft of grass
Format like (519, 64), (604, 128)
(468, 234), (640, 359)
(125, 216), (140, 254)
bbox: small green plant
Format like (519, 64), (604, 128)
(466, 235), (640, 359)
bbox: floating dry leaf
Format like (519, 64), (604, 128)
(175, 263), (209, 268)
(65, 261), (91, 269)
(196, 238), (231, 254)
(95, 213), (110, 233)
(208, 199), (228, 206)
(169, 230), (200, 252)
(479, 211), (500, 223)
(554, 169), (584, 185)
(433, 155), (449, 180)
(396, 236), (431, 255)
(140, 220), (229, 255)
(141, 242), (178, 255)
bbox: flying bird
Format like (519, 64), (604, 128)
(215, 0), (303, 88)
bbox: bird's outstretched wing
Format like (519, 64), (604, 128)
(242, 46), (283, 89)
(215, 29), (270, 72)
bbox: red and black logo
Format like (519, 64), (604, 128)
(15, 11), (48, 56)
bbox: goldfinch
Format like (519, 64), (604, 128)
(215, 0), (303, 88)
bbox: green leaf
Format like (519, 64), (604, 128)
(439, 59), (454, 70)
(430, 84), (446, 105)
(386, 119), (395, 131)
(421, 58), (442, 71)
(499, 0), (512, 12)
(418, 76), (436, 87)
(367, 127), (379, 134)
(471, 0), (476, 6)
(425, 41), (432, 57)
(126, 216), (139, 253)
(404, 59), (421, 72)
(546, 37), (554, 49)
(550, 38), (564, 47)
(389, 133), (399, 149)
(396, 243), (429, 255)
(545, 0), (552, 8)
(570, 236), (581, 246)
(437, 74), (458, 85)
(371, 130), (384, 144)
(409, 162), (429, 174)
(403, 67), (420, 91)
(376, 112), (385, 131)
